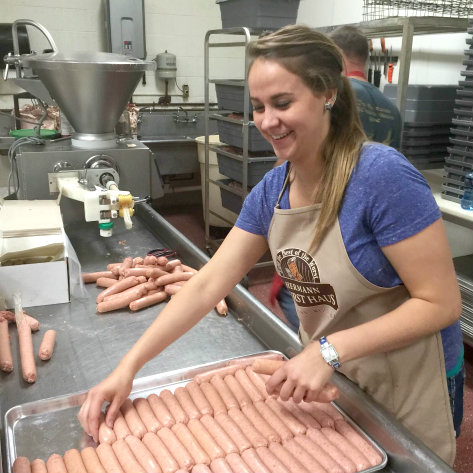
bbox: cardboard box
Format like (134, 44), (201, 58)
(0, 258), (70, 309)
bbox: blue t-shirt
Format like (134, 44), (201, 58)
(235, 143), (463, 374)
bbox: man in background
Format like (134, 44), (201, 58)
(330, 25), (402, 150)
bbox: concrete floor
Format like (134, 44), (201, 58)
(159, 202), (472, 473)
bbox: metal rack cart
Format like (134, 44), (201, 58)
(203, 27), (273, 267)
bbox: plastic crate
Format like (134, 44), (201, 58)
(218, 178), (246, 214)
(217, 146), (276, 186)
(383, 84), (457, 101)
(217, 118), (273, 152)
(215, 82), (250, 113)
(216, 0), (300, 30)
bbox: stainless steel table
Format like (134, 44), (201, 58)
(0, 203), (455, 473)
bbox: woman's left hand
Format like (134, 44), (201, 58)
(265, 341), (337, 403)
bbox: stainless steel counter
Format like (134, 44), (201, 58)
(1, 203), (455, 473)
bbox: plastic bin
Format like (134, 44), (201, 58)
(383, 84), (457, 101)
(217, 117), (273, 152)
(196, 135), (236, 227)
(216, 0), (300, 30)
(216, 146), (277, 186)
(218, 178), (246, 214)
(215, 82), (250, 113)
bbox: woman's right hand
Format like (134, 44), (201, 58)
(77, 366), (134, 443)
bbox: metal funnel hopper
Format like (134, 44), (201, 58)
(21, 51), (156, 148)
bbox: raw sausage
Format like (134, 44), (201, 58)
(208, 458), (233, 473)
(200, 414), (238, 455)
(225, 453), (253, 473)
(113, 411), (132, 440)
(1, 311), (39, 331)
(334, 419), (383, 467)
(185, 380), (214, 416)
(82, 271), (116, 283)
(12, 457), (31, 473)
(124, 433), (163, 473)
(265, 397), (307, 435)
(293, 434), (344, 473)
(157, 427), (195, 471)
(253, 401), (293, 441)
(112, 438), (146, 473)
(172, 422), (211, 465)
(306, 427), (357, 473)
(118, 257), (133, 277)
(255, 446), (290, 473)
(244, 367), (269, 399)
(142, 432), (179, 473)
(284, 438), (328, 473)
(96, 276), (139, 303)
(0, 317), (13, 372)
(45, 454), (68, 473)
(99, 412), (118, 444)
(241, 403), (281, 443)
(133, 397), (161, 433)
(228, 407), (268, 448)
(223, 375), (252, 408)
(241, 448), (271, 473)
(147, 393), (175, 428)
(252, 359), (285, 375)
(268, 441), (310, 473)
(63, 448), (88, 473)
(160, 389), (189, 424)
(198, 382), (227, 416)
(191, 465), (212, 473)
(96, 442), (125, 473)
(279, 399), (322, 430)
(314, 401), (345, 421)
(129, 291), (167, 311)
(17, 316), (36, 383)
(120, 398), (147, 439)
(96, 277), (119, 288)
(321, 427), (371, 471)
(38, 329), (56, 361)
(80, 447), (106, 473)
(97, 287), (145, 313)
(298, 402), (335, 428)
(214, 412), (252, 453)
(187, 418), (225, 461)
(194, 365), (240, 384)
(234, 369), (264, 403)
(209, 376), (239, 410)
(174, 386), (201, 419)
(155, 271), (194, 286)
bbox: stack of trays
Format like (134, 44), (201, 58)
(442, 22), (473, 204)
(454, 254), (473, 346)
(214, 82), (276, 213)
(384, 84), (457, 169)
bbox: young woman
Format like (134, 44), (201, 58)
(78, 25), (462, 465)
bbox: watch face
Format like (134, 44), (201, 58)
(321, 344), (338, 364)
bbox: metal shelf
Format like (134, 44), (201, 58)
(317, 16), (469, 120)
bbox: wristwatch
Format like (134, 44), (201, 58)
(319, 336), (341, 369)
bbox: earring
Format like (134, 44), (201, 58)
(324, 102), (333, 111)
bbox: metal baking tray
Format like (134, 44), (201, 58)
(5, 351), (387, 473)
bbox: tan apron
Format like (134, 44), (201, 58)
(267, 171), (456, 465)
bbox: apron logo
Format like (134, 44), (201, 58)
(276, 248), (338, 310)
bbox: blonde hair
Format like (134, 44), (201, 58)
(248, 25), (366, 249)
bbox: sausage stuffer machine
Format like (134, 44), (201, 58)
(3, 20), (162, 236)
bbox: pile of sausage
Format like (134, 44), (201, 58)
(82, 255), (227, 315)
(0, 309), (56, 384)
(12, 354), (384, 473)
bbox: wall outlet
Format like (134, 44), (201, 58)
(182, 84), (189, 98)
